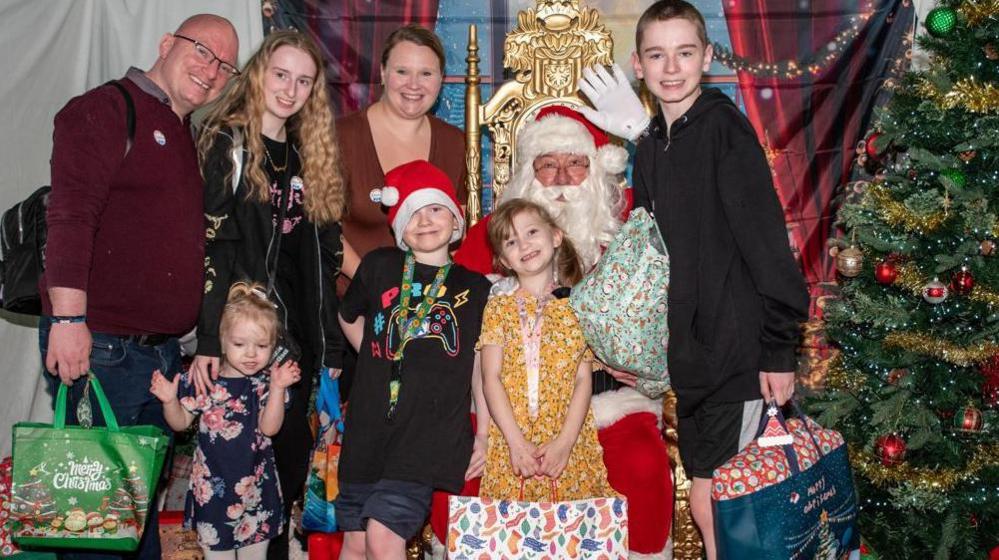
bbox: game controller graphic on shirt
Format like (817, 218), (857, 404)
(385, 301), (460, 358)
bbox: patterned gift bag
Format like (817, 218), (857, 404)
(8, 376), (168, 552)
(301, 369), (344, 532)
(569, 208), (670, 399)
(447, 482), (628, 559)
(711, 403), (859, 559)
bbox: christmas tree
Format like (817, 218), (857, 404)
(9, 477), (56, 527)
(812, 2), (999, 558)
(815, 511), (839, 560)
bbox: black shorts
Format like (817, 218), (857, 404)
(334, 479), (434, 540)
(678, 399), (763, 479)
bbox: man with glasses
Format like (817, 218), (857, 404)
(451, 106), (675, 559)
(39, 14), (238, 559)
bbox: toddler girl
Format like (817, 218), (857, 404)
(150, 282), (301, 559)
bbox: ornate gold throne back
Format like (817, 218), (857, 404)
(461, 2), (703, 557)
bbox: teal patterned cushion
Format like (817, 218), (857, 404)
(570, 208), (670, 398)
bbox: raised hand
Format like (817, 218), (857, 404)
(270, 360), (302, 390)
(577, 64), (651, 142)
(149, 370), (180, 404)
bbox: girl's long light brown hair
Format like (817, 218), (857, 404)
(198, 30), (345, 226)
(487, 199), (583, 287)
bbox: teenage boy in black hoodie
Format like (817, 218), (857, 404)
(578, 1), (809, 557)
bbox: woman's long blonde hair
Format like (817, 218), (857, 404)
(198, 30), (345, 226)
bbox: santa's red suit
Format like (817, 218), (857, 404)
(429, 106), (674, 559)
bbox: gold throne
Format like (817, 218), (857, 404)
(461, 1), (704, 557)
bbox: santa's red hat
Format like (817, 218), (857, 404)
(369, 160), (465, 250)
(517, 105), (629, 175)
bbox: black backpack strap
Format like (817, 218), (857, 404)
(105, 80), (136, 155)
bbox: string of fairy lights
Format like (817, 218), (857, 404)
(710, 0), (878, 78)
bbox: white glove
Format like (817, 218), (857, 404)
(577, 64), (651, 142)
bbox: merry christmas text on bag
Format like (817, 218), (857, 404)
(8, 375), (169, 552)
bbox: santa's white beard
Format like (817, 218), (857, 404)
(518, 176), (621, 271)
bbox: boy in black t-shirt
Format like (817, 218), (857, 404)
(336, 160), (491, 559)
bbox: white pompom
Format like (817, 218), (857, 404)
(597, 145), (629, 175)
(380, 186), (400, 207)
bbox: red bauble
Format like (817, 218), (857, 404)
(865, 132), (884, 159)
(957, 405), (984, 432)
(876, 433), (907, 466)
(887, 368), (909, 385)
(875, 260), (898, 285)
(950, 266), (975, 296)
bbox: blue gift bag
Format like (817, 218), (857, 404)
(301, 369), (344, 532)
(712, 404), (859, 559)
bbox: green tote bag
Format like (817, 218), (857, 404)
(8, 375), (169, 552)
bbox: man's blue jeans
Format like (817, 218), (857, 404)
(39, 320), (180, 560)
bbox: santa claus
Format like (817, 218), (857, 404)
(450, 105), (674, 559)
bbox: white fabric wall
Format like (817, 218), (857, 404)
(0, 0), (263, 457)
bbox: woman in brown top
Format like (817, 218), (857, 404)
(337, 24), (467, 279)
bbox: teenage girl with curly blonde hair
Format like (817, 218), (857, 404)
(192, 30), (346, 559)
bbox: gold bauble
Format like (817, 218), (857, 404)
(981, 239), (996, 256)
(836, 245), (864, 277)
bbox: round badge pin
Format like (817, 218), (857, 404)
(153, 130), (166, 146)
(290, 176), (304, 190)
(369, 188), (383, 203)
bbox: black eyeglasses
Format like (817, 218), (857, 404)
(173, 34), (240, 77)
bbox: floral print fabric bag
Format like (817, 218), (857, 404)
(569, 208), (670, 398)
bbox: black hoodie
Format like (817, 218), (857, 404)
(633, 88), (809, 416)
(197, 127), (344, 371)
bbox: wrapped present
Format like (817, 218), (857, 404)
(570, 208), (670, 399)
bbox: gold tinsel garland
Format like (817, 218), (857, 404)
(894, 262), (999, 309)
(865, 184), (947, 232)
(958, 0), (999, 27)
(918, 76), (999, 114)
(882, 331), (999, 365)
(825, 363), (867, 393)
(850, 444), (999, 492)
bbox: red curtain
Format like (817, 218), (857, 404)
(722, 0), (912, 301)
(292, 0), (440, 115)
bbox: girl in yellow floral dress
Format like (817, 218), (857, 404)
(478, 199), (613, 501)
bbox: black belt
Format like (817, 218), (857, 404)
(592, 369), (625, 395)
(117, 333), (176, 347)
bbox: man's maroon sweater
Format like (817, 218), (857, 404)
(41, 75), (204, 336)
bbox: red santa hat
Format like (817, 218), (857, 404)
(369, 160), (465, 250)
(516, 105), (629, 175)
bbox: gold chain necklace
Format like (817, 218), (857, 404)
(262, 139), (290, 173)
